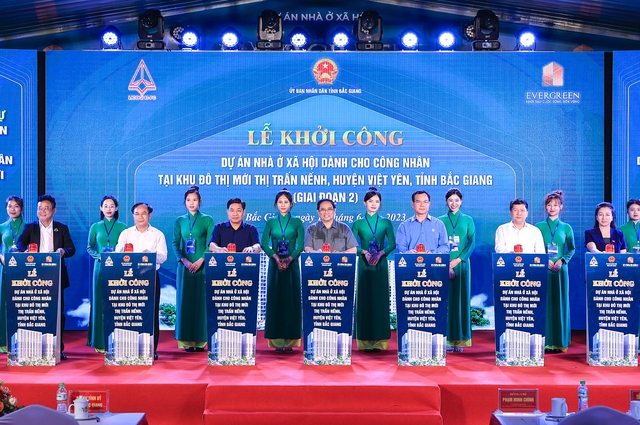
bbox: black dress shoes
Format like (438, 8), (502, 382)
(60, 352), (68, 360)
(195, 347), (205, 352)
(184, 347), (195, 352)
(154, 352), (158, 360)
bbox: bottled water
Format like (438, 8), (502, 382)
(577, 380), (588, 411)
(56, 382), (68, 413)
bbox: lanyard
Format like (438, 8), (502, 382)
(11, 218), (23, 245)
(447, 212), (459, 234)
(546, 218), (559, 243)
(365, 214), (379, 238)
(103, 218), (116, 246)
(278, 214), (291, 240)
(188, 212), (199, 238)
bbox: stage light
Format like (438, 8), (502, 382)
(181, 28), (200, 50)
(137, 9), (165, 50)
(462, 21), (475, 42)
(101, 26), (122, 50)
(398, 29), (419, 50)
(221, 28), (241, 50)
(356, 10), (383, 51)
(330, 28), (351, 50)
(170, 25), (200, 50)
(289, 27), (309, 50)
(256, 10), (283, 50)
(472, 10), (500, 51)
(516, 28), (536, 51)
(437, 31), (456, 50)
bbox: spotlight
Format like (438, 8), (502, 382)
(355, 10), (383, 51)
(170, 25), (200, 50)
(289, 27), (309, 50)
(437, 31), (456, 50)
(101, 26), (122, 50)
(257, 10), (283, 50)
(181, 28), (200, 50)
(330, 28), (351, 50)
(221, 28), (242, 50)
(472, 9), (500, 51)
(516, 28), (536, 51)
(398, 29), (419, 50)
(137, 9), (165, 50)
(462, 21), (475, 42)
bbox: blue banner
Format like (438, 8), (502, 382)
(300, 252), (356, 365)
(4, 253), (61, 366)
(394, 253), (449, 366)
(204, 253), (260, 366)
(585, 253), (639, 366)
(492, 253), (548, 366)
(101, 253), (156, 366)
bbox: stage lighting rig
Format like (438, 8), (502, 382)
(101, 26), (122, 50)
(355, 10), (383, 51)
(221, 28), (242, 50)
(398, 29), (418, 51)
(516, 27), (536, 51)
(437, 31), (456, 51)
(472, 10), (500, 51)
(330, 28), (351, 51)
(170, 25), (200, 50)
(137, 9), (165, 50)
(289, 27), (309, 50)
(256, 10), (283, 50)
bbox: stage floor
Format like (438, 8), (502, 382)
(1, 330), (636, 425)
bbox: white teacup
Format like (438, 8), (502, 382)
(551, 397), (568, 417)
(68, 396), (89, 420)
(630, 400), (640, 419)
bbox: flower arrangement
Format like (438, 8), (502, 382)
(0, 380), (23, 417)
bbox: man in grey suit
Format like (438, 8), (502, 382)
(17, 194), (75, 360)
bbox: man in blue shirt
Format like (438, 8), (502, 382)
(208, 198), (261, 253)
(396, 190), (449, 254)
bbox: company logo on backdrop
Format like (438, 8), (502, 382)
(525, 62), (580, 105)
(313, 59), (338, 84)
(128, 60), (157, 101)
(543, 62), (564, 87)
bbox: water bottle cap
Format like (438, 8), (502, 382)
(580, 380), (585, 384)
(59, 382), (65, 387)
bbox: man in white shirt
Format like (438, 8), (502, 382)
(116, 202), (167, 360)
(495, 198), (545, 254)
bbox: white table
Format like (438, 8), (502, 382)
(80, 413), (147, 425)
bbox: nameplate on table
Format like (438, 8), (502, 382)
(69, 390), (110, 414)
(497, 388), (539, 413)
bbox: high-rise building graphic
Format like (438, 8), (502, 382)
(211, 328), (256, 365)
(305, 328), (351, 365)
(10, 329), (55, 364)
(590, 328), (637, 365)
(257, 253), (268, 330)
(107, 328), (152, 364)
(400, 329), (446, 365)
(498, 329), (544, 366)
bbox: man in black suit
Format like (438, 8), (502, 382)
(17, 194), (75, 360)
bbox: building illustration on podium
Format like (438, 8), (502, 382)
(589, 328), (638, 366)
(8, 329), (56, 366)
(399, 329), (446, 366)
(497, 329), (545, 366)
(105, 328), (153, 366)
(304, 327), (352, 365)
(209, 328), (256, 365)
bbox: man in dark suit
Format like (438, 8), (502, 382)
(17, 194), (75, 360)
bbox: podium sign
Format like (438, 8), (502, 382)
(5, 253), (61, 366)
(101, 253), (156, 366)
(394, 253), (449, 366)
(300, 253), (356, 365)
(204, 253), (260, 366)
(492, 253), (548, 366)
(585, 253), (640, 366)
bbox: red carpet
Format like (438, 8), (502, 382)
(0, 330), (636, 425)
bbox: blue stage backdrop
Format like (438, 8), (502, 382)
(45, 51), (604, 330)
(0, 49), (38, 218)
(612, 51), (640, 211)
